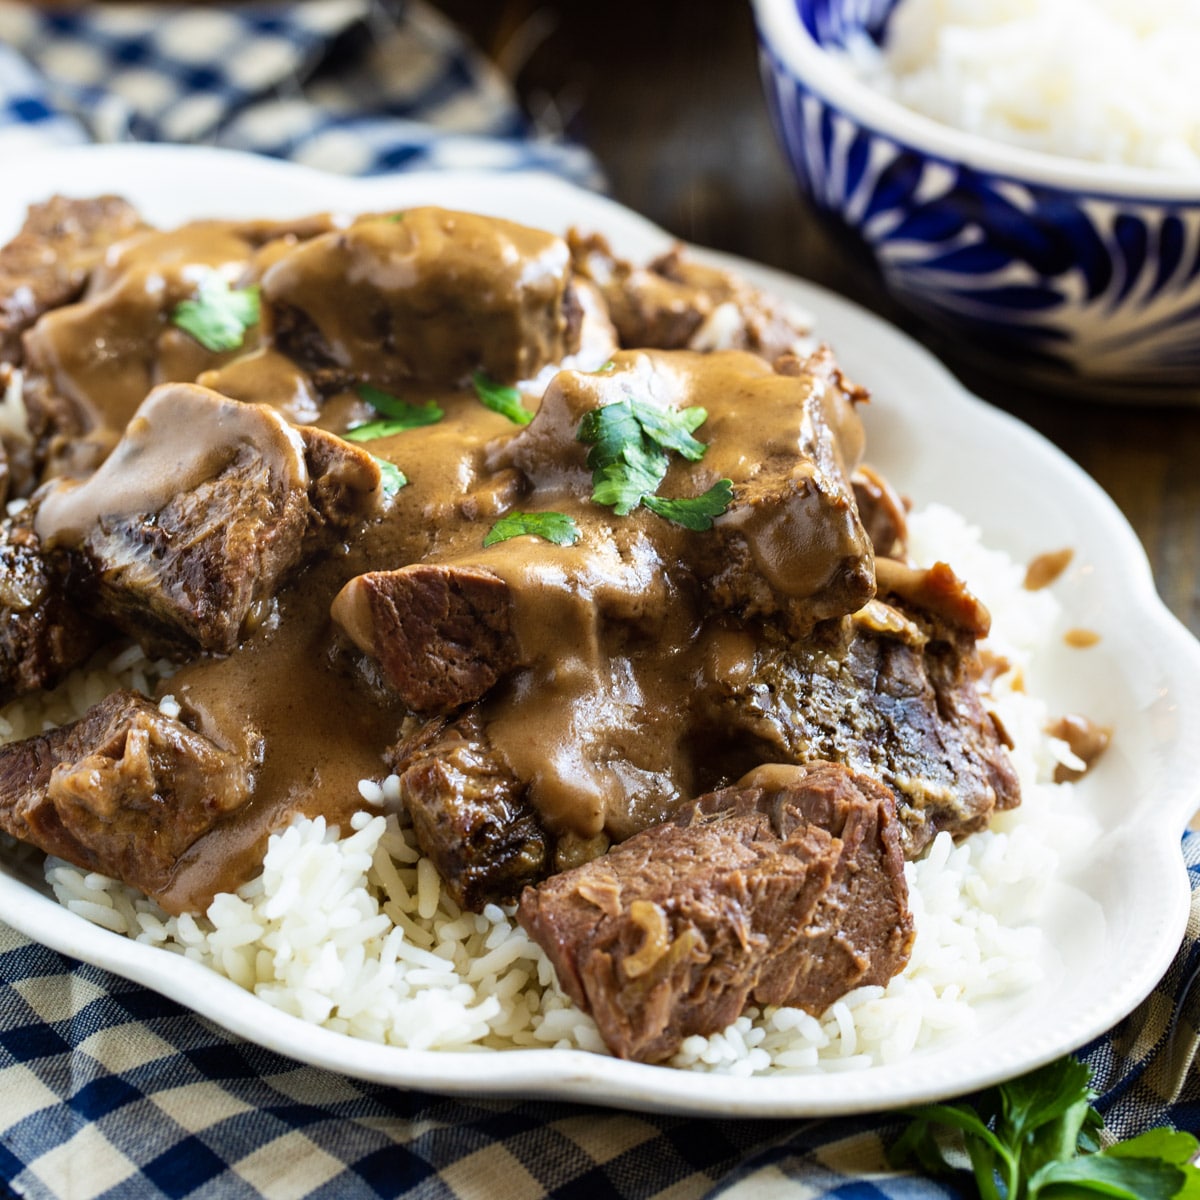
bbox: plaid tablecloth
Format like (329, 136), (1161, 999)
(0, 3), (1198, 1196)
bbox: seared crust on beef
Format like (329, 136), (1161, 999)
(0, 513), (105, 704)
(698, 590), (1019, 858)
(33, 385), (380, 658)
(389, 709), (550, 911)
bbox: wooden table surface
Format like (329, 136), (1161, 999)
(437, 0), (1200, 639)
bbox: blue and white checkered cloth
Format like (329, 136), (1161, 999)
(0, 3), (1197, 1195)
(0, 0), (600, 183)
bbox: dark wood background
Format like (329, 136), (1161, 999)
(434, 0), (1200, 638)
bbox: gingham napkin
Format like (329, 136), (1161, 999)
(0, 4), (1197, 1196)
(0, 0), (600, 183)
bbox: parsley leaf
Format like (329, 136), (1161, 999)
(472, 371), (532, 426)
(372, 457), (407, 496)
(890, 1056), (1200, 1200)
(591, 442), (670, 516)
(346, 387), (443, 441)
(171, 272), (260, 353)
(644, 479), (734, 530)
(631, 402), (708, 461)
(483, 512), (580, 548)
(576, 396), (726, 526)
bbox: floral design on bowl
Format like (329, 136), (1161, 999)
(753, 0), (1200, 389)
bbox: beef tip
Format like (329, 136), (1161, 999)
(389, 708), (551, 911)
(32, 383), (380, 656)
(0, 689), (250, 905)
(693, 347), (873, 632)
(332, 510), (675, 715)
(517, 761), (913, 1063)
(333, 564), (519, 713)
(0, 512), (106, 704)
(852, 464), (908, 559)
(568, 230), (811, 360)
(495, 347), (875, 634)
(265, 207), (581, 388)
(696, 567), (1018, 857)
(19, 219), (292, 479)
(296, 422), (384, 538)
(0, 195), (146, 366)
(725, 763), (913, 1007)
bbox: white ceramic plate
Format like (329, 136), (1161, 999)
(2, 145), (1198, 1117)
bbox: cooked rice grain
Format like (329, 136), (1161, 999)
(842, 0), (1200, 171)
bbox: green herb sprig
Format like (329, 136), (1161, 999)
(345, 385), (443, 442)
(171, 272), (261, 353)
(472, 371), (533, 426)
(644, 480), (734, 531)
(575, 396), (732, 530)
(890, 1056), (1200, 1199)
(483, 512), (580, 548)
(372, 458), (407, 497)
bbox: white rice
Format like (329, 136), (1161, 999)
(24, 505), (1095, 1073)
(841, 0), (1200, 172)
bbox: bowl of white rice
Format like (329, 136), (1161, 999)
(752, 0), (1200, 397)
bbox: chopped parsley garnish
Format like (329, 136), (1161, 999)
(575, 396), (732, 527)
(891, 1055), (1200, 1199)
(472, 371), (533, 426)
(171, 272), (260, 353)
(346, 386), (443, 441)
(483, 512), (581, 548)
(372, 457), (407, 496)
(644, 479), (734, 531)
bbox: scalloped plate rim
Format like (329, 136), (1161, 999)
(0, 144), (1196, 1118)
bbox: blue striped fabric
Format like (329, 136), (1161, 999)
(0, 3), (1197, 1195)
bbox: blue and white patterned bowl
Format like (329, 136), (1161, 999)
(752, 0), (1200, 396)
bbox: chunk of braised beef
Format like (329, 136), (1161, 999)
(493, 348), (875, 636)
(389, 708), (551, 911)
(264, 207), (581, 387)
(517, 761), (913, 1063)
(696, 567), (1018, 858)
(0, 512), (107, 705)
(0, 195), (146, 366)
(568, 230), (812, 361)
(333, 564), (519, 713)
(32, 383), (379, 657)
(0, 689), (250, 904)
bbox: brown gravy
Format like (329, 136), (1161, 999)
(144, 342), (874, 909)
(1024, 547), (1073, 591)
(1046, 713), (1110, 783)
